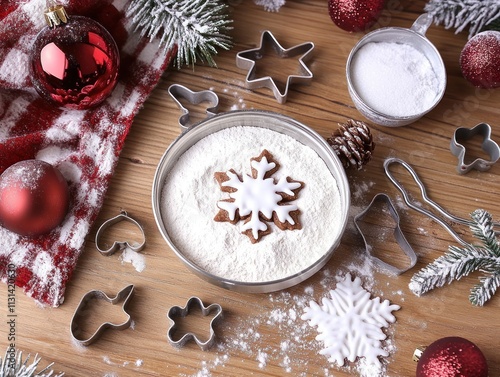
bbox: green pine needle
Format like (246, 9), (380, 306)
(409, 209), (500, 306)
(127, 0), (233, 69)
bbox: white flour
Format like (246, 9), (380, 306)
(350, 41), (441, 117)
(161, 125), (343, 282)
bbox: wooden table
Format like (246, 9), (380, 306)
(2, 1), (499, 375)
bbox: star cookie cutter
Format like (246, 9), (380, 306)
(236, 30), (314, 104)
(450, 122), (500, 174)
(70, 284), (135, 346)
(95, 210), (145, 256)
(167, 297), (223, 351)
(168, 84), (219, 131)
(354, 193), (417, 275)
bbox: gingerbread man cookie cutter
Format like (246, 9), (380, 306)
(236, 30), (314, 104)
(95, 210), (145, 256)
(167, 297), (223, 351)
(70, 284), (135, 346)
(450, 122), (500, 174)
(354, 193), (417, 275)
(168, 84), (219, 131)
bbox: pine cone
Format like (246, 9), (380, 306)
(326, 119), (375, 170)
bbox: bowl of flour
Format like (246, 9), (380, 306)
(152, 110), (350, 293)
(346, 13), (446, 127)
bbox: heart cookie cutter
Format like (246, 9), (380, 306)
(70, 284), (135, 346)
(95, 210), (145, 256)
(450, 122), (500, 174)
(236, 30), (314, 104)
(354, 193), (417, 275)
(167, 297), (223, 351)
(168, 84), (219, 131)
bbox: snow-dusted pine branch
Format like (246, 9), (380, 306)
(424, 0), (500, 38)
(127, 0), (233, 68)
(0, 350), (64, 377)
(409, 209), (500, 306)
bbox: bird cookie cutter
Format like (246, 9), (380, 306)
(95, 210), (145, 256)
(70, 284), (135, 346)
(354, 193), (417, 275)
(168, 84), (219, 131)
(450, 122), (500, 174)
(236, 30), (314, 104)
(167, 297), (223, 351)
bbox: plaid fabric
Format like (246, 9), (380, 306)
(0, 0), (173, 306)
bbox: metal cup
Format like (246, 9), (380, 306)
(346, 14), (447, 127)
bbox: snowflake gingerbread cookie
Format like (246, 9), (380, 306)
(301, 273), (400, 368)
(214, 149), (304, 243)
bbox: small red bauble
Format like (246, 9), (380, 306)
(30, 4), (120, 109)
(460, 31), (500, 89)
(328, 0), (385, 32)
(0, 160), (70, 237)
(415, 337), (488, 377)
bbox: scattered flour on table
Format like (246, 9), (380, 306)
(119, 246), (146, 272)
(179, 259), (401, 377)
(161, 126), (343, 282)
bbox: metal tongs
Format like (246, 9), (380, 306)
(384, 157), (500, 246)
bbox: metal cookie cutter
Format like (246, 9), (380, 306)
(70, 284), (135, 346)
(236, 30), (314, 104)
(167, 297), (223, 351)
(384, 157), (500, 246)
(168, 84), (219, 131)
(95, 210), (145, 256)
(450, 122), (500, 174)
(354, 193), (417, 275)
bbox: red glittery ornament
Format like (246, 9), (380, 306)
(0, 160), (70, 237)
(30, 3), (120, 109)
(460, 31), (500, 89)
(328, 0), (385, 32)
(415, 337), (488, 377)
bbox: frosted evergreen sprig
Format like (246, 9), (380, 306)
(127, 0), (233, 68)
(424, 0), (500, 38)
(0, 350), (64, 377)
(409, 209), (500, 306)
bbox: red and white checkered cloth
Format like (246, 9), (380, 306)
(0, 0), (174, 306)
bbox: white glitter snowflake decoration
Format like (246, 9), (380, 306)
(301, 273), (400, 367)
(214, 150), (304, 243)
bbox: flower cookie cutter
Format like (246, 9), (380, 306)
(70, 284), (135, 346)
(450, 122), (500, 174)
(167, 297), (223, 351)
(168, 84), (219, 131)
(95, 210), (145, 256)
(354, 193), (417, 275)
(236, 30), (314, 104)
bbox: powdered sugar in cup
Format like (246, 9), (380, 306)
(346, 13), (446, 127)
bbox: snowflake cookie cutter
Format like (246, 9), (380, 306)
(168, 84), (219, 131)
(70, 284), (135, 346)
(236, 30), (314, 104)
(167, 297), (223, 351)
(95, 210), (145, 256)
(450, 122), (500, 174)
(354, 193), (417, 275)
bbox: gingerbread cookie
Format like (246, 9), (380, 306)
(214, 150), (304, 243)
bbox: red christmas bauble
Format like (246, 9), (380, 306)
(460, 31), (500, 89)
(328, 0), (385, 32)
(30, 5), (120, 109)
(0, 160), (70, 237)
(416, 337), (488, 377)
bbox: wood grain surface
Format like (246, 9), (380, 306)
(1, 1), (499, 376)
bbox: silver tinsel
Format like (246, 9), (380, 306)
(424, 0), (500, 38)
(0, 350), (64, 377)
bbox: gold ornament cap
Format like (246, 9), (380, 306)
(44, 4), (68, 28)
(412, 346), (426, 362)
